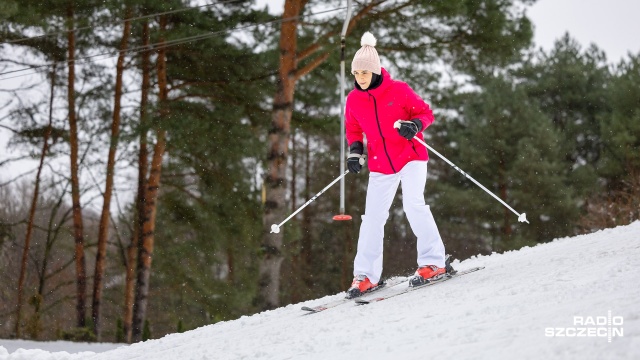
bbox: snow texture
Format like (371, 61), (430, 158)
(1, 221), (639, 359)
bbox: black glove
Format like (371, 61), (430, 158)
(347, 141), (364, 174)
(396, 119), (423, 140)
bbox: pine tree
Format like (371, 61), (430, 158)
(519, 34), (611, 198)
(579, 53), (640, 231)
(122, 2), (273, 336)
(1, 0), (111, 337)
(433, 75), (577, 256)
(599, 53), (640, 185)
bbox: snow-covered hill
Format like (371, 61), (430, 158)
(2, 222), (639, 360)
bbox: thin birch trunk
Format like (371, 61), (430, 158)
(124, 17), (151, 344)
(14, 65), (56, 338)
(67, 2), (87, 329)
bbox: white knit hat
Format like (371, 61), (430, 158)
(351, 32), (381, 75)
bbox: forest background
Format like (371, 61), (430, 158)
(0, 0), (638, 344)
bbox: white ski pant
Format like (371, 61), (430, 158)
(353, 160), (445, 284)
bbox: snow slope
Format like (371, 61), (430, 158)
(2, 222), (639, 360)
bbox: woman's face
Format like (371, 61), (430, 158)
(353, 70), (373, 89)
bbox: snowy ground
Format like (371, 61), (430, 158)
(0, 340), (120, 357)
(2, 221), (639, 360)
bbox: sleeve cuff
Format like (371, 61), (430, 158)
(349, 141), (364, 155)
(411, 119), (423, 132)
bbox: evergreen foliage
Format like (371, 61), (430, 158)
(432, 75), (577, 256)
(0, 0), (638, 342)
(115, 318), (125, 343)
(519, 35), (611, 197)
(599, 54), (640, 185)
(142, 319), (151, 341)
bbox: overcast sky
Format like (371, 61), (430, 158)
(528, 0), (640, 63)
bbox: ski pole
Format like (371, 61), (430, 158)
(394, 121), (529, 224)
(270, 170), (350, 234)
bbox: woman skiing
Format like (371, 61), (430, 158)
(345, 31), (447, 298)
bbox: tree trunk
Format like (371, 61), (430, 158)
(123, 243), (137, 343)
(227, 248), (235, 283)
(132, 15), (168, 342)
(259, 0), (375, 310)
(132, 127), (165, 343)
(124, 17), (150, 344)
(67, 2), (87, 329)
(289, 130), (299, 303)
(259, 0), (304, 311)
(14, 65), (56, 338)
(499, 156), (512, 238)
(92, 9), (131, 340)
(301, 133), (312, 284)
(290, 129), (297, 213)
(32, 66), (61, 340)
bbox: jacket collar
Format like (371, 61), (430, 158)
(353, 67), (392, 96)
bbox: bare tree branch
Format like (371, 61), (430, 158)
(0, 155), (31, 167)
(0, 167), (39, 187)
(295, 52), (331, 81)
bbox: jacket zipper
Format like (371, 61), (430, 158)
(369, 92), (396, 173)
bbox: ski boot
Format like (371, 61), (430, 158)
(346, 275), (380, 299)
(410, 254), (455, 287)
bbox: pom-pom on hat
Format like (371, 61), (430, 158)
(351, 32), (381, 75)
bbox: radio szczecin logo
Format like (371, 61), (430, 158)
(545, 310), (623, 342)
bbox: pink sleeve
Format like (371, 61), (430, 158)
(402, 84), (434, 130)
(345, 97), (363, 145)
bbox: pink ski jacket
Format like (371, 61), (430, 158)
(346, 68), (434, 174)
